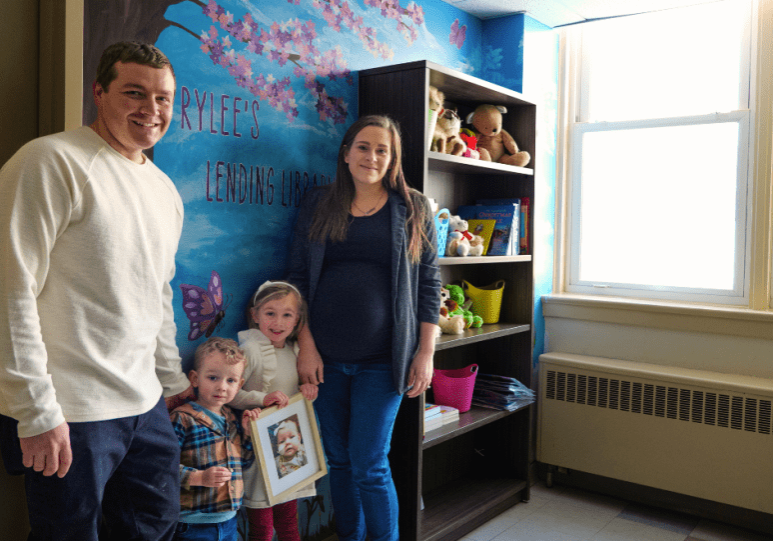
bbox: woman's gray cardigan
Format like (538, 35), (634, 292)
(285, 186), (441, 394)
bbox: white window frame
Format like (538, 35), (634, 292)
(556, 0), (768, 307)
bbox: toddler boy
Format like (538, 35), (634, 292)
(170, 337), (261, 540)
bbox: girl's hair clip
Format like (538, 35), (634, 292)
(251, 280), (301, 306)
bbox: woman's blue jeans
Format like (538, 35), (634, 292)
(314, 362), (403, 541)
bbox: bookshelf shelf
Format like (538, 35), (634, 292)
(428, 152), (534, 176)
(359, 60), (535, 541)
(434, 323), (530, 351)
(423, 403), (531, 449)
(439, 255), (532, 265)
(421, 477), (529, 541)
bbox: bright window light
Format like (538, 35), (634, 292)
(576, 119), (741, 291)
(567, 0), (751, 303)
(582, 2), (745, 120)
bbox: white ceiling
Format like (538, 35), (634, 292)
(439, 0), (723, 27)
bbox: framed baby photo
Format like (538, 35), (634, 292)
(250, 392), (327, 505)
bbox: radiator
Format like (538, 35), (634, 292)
(537, 352), (773, 514)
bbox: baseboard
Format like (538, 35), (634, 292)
(536, 463), (773, 537)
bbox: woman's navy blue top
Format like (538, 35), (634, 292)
(286, 187), (441, 394)
(310, 204), (392, 364)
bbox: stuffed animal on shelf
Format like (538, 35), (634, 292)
(446, 215), (471, 256)
(432, 109), (467, 156)
(445, 284), (483, 329)
(446, 215), (484, 257)
(459, 128), (481, 160)
(428, 85), (445, 113)
(437, 287), (466, 336)
(466, 104), (531, 167)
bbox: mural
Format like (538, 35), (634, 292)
(82, 1), (537, 539)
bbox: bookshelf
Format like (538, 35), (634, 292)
(359, 60), (535, 541)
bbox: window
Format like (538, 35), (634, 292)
(560, 1), (756, 305)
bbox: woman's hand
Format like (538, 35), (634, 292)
(264, 391), (289, 409)
(406, 322), (437, 398)
(300, 383), (319, 401)
(297, 323), (324, 385)
(406, 350), (434, 398)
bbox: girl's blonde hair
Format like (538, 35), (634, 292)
(193, 336), (246, 372)
(247, 281), (307, 342)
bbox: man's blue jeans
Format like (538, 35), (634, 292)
(25, 397), (180, 541)
(314, 362), (403, 541)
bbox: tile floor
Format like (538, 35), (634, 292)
(462, 481), (772, 541)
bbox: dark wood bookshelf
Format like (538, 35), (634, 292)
(359, 60), (535, 541)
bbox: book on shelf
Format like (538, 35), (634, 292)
(437, 404), (460, 424)
(465, 219), (496, 255)
(519, 197), (530, 255)
(423, 415), (444, 434)
(457, 203), (519, 256)
(424, 403), (441, 419)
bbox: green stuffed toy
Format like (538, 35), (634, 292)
(445, 284), (484, 328)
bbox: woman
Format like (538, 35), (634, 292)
(286, 115), (441, 541)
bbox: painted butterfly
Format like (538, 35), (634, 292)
(450, 19), (466, 50)
(180, 270), (229, 341)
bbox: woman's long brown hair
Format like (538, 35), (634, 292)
(307, 115), (433, 264)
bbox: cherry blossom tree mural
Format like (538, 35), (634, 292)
(83, 0), (425, 127)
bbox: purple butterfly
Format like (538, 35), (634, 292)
(450, 19), (466, 49)
(180, 270), (228, 341)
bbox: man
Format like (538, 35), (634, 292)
(0, 41), (194, 540)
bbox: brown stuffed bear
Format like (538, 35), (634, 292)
(432, 109), (466, 156)
(466, 104), (530, 167)
(428, 85), (445, 113)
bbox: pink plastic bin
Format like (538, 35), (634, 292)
(431, 364), (478, 413)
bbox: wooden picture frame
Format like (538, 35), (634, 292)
(250, 393), (327, 505)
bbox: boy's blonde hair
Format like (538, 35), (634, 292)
(193, 336), (246, 372)
(246, 281), (307, 341)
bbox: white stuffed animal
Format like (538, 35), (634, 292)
(446, 215), (471, 256)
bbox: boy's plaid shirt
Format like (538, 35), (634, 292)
(170, 402), (255, 514)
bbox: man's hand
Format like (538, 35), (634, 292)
(19, 422), (72, 478)
(165, 384), (196, 412)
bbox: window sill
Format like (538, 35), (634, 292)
(542, 294), (773, 341)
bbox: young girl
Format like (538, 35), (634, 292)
(229, 281), (318, 541)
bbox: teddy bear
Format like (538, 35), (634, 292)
(445, 284), (483, 329)
(466, 104), (531, 167)
(437, 286), (466, 336)
(432, 109), (467, 156)
(446, 215), (484, 257)
(446, 215), (471, 256)
(428, 85), (445, 113)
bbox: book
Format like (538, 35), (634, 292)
(437, 405), (460, 424)
(424, 403), (441, 420)
(457, 203), (519, 256)
(465, 219), (496, 255)
(476, 198), (524, 256)
(424, 415), (444, 434)
(519, 197), (530, 255)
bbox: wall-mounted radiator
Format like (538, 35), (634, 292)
(537, 352), (773, 514)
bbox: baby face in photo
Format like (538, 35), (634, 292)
(275, 420), (303, 459)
